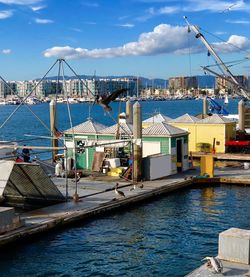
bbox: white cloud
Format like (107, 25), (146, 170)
(136, 0), (250, 22)
(35, 18), (53, 24)
(0, 10), (13, 19)
(226, 19), (250, 24)
(31, 5), (45, 11)
(0, 0), (42, 4)
(81, 2), (99, 8)
(159, 6), (180, 14)
(214, 31), (227, 35)
(43, 23), (250, 60)
(70, 28), (82, 32)
(117, 23), (135, 28)
(2, 49), (11, 54)
(44, 24), (192, 59)
(213, 35), (250, 53)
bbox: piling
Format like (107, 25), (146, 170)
(238, 100), (245, 133)
(126, 100), (133, 124)
(203, 96), (208, 116)
(50, 100), (58, 162)
(133, 101), (142, 182)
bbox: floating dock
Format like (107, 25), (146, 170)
(0, 166), (250, 251)
(0, 174), (193, 247)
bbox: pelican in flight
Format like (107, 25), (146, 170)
(202, 256), (223, 274)
(96, 88), (127, 112)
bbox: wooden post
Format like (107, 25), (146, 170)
(203, 96), (208, 116)
(238, 100), (245, 133)
(126, 100), (133, 124)
(133, 101), (142, 182)
(50, 100), (58, 162)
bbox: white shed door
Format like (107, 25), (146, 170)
(143, 141), (161, 157)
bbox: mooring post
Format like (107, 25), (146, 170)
(50, 99), (58, 162)
(203, 96), (208, 116)
(133, 101), (142, 182)
(238, 100), (245, 133)
(126, 100), (133, 124)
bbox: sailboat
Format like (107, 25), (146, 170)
(224, 94), (229, 105)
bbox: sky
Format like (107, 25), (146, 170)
(1, 0), (250, 80)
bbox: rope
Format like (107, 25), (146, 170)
(63, 59), (95, 97)
(0, 60), (59, 132)
(61, 62), (78, 195)
(200, 27), (250, 55)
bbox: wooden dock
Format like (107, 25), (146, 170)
(0, 166), (250, 248)
(0, 175), (192, 247)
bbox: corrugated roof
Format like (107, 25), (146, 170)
(197, 114), (234, 124)
(99, 122), (133, 135)
(65, 119), (107, 134)
(170, 113), (200, 123)
(143, 113), (172, 123)
(142, 122), (188, 136)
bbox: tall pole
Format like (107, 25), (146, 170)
(50, 99), (58, 162)
(126, 100), (133, 124)
(203, 96), (208, 116)
(133, 101), (142, 182)
(238, 100), (245, 134)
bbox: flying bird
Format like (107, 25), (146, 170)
(221, 3), (237, 13)
(202, 256), (223, 274)
(96, 88), (127, 112)
(115, 183), (125, 198)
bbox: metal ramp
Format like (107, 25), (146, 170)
(0, 160), (65, 209)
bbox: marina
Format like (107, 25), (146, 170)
(0, 96), (250, 276)
(1, 5), (250, 275)
(0, 167), (249, 276)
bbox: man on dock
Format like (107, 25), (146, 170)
(22, 145), (31, 162)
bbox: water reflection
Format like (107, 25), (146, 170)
(0, 186), (249, 277)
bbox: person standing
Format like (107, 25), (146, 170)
(22, 145), (30, 162)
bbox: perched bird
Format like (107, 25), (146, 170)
(115, 183), (125, 198)
(96, 88), (127, 112)
(202, 257), (223, 274)
(138, 182), (144, 189)
(71, 172), (81, 183)
(129, 183), (137, 191)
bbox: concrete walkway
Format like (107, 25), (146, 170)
(186, 260), (250, 277)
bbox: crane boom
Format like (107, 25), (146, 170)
(183, 16), (250, 100)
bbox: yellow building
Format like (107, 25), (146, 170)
(169, 114), (236, 153)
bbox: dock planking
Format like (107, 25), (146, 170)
(1, 166), (250, 248)
(0, 176), (192, 247)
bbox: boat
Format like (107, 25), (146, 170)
(224, 95), (229, 105)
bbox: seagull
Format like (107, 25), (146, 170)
(221, 3), (236, 13)
(96, 88), (127, 112)
(115, 183), (125, 198)
(202, 257), (223, 274)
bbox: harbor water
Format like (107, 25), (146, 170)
(0, 99), (248, 276)
(0, 185), (249, 276)
(0, 99), (239, 160)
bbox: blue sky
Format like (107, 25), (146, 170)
(1, 0), (250, 80)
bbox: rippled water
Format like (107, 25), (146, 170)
(0, 185), (249, 276)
